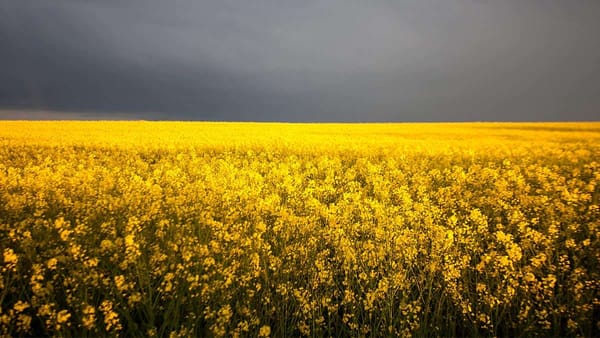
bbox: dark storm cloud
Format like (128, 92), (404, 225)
(1, 0), (599, 121)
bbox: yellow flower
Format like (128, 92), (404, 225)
(100, 300), (122, 332)
(84, 257), (99, 268)
(125, 234), (135, 246)
(258, 325), (271, 337)
(13, 300), (30, 313)
(524, 272), (536, 283)
(446, 230), (454, 242)
(100, 239), (114, 251)
(3, 248), (18, 270)
(82, 305), (96, 330)
(59, 229), (72, 241)
(114, 275), (127, 292)
(47, 258), (58, 270)
(507, 244), (522, 262)
(498, 255), (511, 268)
(57, 310), (71, 324)
(16, 314), (32, 333)
(128, 292), (142, 307)
(147, 328), (158, 337)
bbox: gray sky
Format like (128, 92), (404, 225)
(1, 0), (599, 121)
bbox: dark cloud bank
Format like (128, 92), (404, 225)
(1, 0), (599, 121)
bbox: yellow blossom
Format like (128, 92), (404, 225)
(57, 310), (71, 324)
(47, 258), (58, 270)
(258, 325), (271, 337)
(3, 248), (18, 270)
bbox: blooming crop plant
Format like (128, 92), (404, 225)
(1, 121), (599, 337)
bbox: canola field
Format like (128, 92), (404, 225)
(1, 121), (599, 337)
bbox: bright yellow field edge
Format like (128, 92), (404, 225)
(2, 121), (600, 152)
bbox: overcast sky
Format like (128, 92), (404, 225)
(1, 0), (599, 121)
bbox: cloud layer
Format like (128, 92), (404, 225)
(1, 0), (599, 121)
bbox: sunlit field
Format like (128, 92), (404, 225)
(1, 121), (599, 337)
